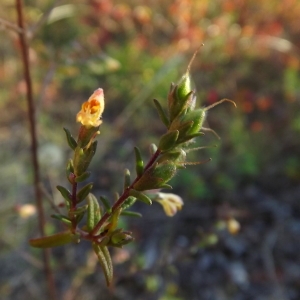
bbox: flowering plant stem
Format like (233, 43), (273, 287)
(89, 149), (161, 237)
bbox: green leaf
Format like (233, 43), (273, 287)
(68, 205), (88, 216)
(109, 229), (134, 247)
(129, 189), (152, 205)
(87, 193), (101, 232)
(56, 185), (72, 204)
(108, 208), (122, 233)
(159, 183), (173, 189)
(123, 169), (131, 190)
(121, 196), (136, 210)
(184, 109), (206, 135)
(29, 231), (79, 248)
(66, 158), (74, 173)
(66, 159), (75, 184)
(149, 143), (158, 155)
(158, 130), (179, 152)
(121, 211), (142, 218)
(134, 147), (144, 176)
(153, 99), (169, 127)
(63, 127), (77, 150)
(73, 141), (97, 176)
(76, 182), (93, 203)
(177, 132), (204, 144)
(51, 214), (72, 226)
(176, 73), (191, 101)
(156, 149), (184, 164)
(92, 243), (113, 286)
(75, 210), (86, 224)
(133, 161), (177, 191)
(100, 196), (111, 211)
(77, 125), (100, 149)
(75, 171), (91, 183)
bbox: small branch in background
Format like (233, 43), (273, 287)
(29, 0), (63, 39)
(39, 183), (61, 215)
(0, 238), (43, 269)
(15, 0), (57, 299)
(0, 16), (24, 34)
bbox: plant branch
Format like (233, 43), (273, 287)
(90, 149), (161, 237)
(0, 16), (25, 34)
(15, 1), (57, 299)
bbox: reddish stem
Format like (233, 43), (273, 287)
(70, 180), (78, 232)
(16, 0), (57, 299)
(89, 149), (161, 237)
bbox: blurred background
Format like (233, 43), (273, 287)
(1, 0), (300, 299)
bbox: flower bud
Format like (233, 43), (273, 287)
(176, 73), (191, 102)
(156, 149), (186, 165)
(169, 109), (206, 144)
(76, 88), (105, 128)
(158, 130), (179, 152)
(109, 229), (134, 247)
(133, 161), (177, 191)
(73, 141), (97, 176)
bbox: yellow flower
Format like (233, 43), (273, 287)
(155, 193), (183, 217)
(76, 88), (105, 127)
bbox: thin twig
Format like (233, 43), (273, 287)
(29, 0), (63, 39)
(0, 16), (24, 34)
(0, 238), (43, 269)
(15, 1), (57, 299)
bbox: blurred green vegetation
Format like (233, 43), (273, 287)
(1, 0), (300, 299)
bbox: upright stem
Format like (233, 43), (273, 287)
(16, 1), (57, 299)
(70, 181), (78, 232)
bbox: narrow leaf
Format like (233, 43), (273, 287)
(121, 211), (142, 218)
(158, 130), (179, 152)
(68, 205), (88, 216)
(76, 182), (93, 203)
(121, 196), (136, 210)
(87, 193), (101, 232)
(134, 147), (144, 176)
(178, 132), (204, 144)
(66, 159), (75, 184)
(75, 210), (86, 224)
(92, 243), (113, 286)
(109, 208), (122, 232)
(56, 185), (72, 204)
(66, 159), (74, 173)
(153, 99), (169, 127)
(149, 143), (157, 156)
(160, 184), (173, 189)
(129, 189), (152, 205)
(29, 231), (79, 248)
(123, 169), (131, 190)
(100, 196), (111, 211)
(63, 127), (77, 150)
(75, 171), (91, 183)
(51, 214), (72, 226)
(73, 141), (97, 176)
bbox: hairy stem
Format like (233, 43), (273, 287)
(16, 1), (57, 299)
